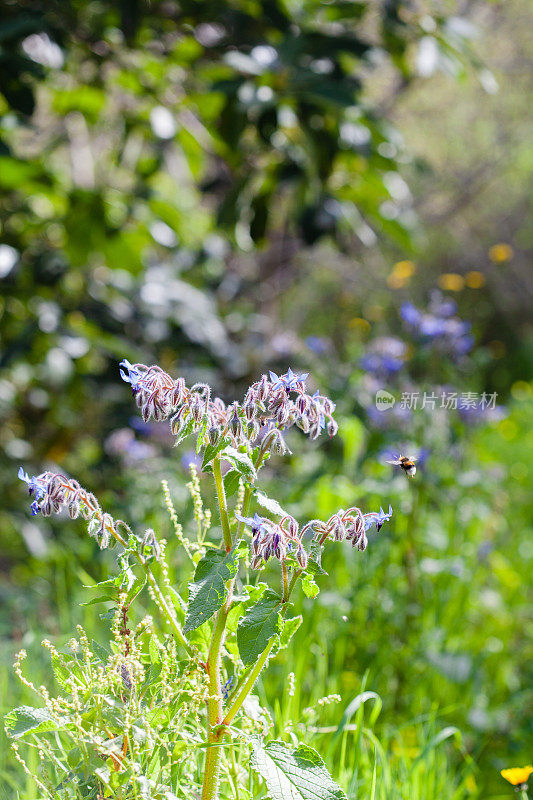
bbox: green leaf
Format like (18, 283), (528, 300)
(4, 706), (66, 739)
(201, 438), (228, 469)
(250, 740), (347, 800)
(167, 586), (186, 623)
(220, 447), (256, 482)
(51, 654), (72, 692)
(149, 636), (161, 665)
(237, 589), (283, 665)
(279, 615), (302, 650)
(254, 491), (287, 518)
(302, 574), (319, 599)
(92, 640), (110, 665)
(306, 558), (327, 577)
(184, 544), (241, 632)
(122, 568), (146, 604)
(80, 594), (115, 606)
(224, 469), (241, 497)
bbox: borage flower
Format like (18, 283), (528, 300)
(235, 513), (270, 537)
(269, 367), (309, 392)
(364, 505), (393, 532)
(309, 503), (393, 552)
(119, 361), (339, 452)
(18, 467), (46, 502)
(18, 468), (129, 549)
(245, 513), (308, 570)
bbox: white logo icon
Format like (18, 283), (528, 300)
(375, 390), (396, 411)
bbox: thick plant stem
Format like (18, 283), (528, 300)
(203, 446), (271, 798)
(202, 457), (235, 800)
(213, 457), (233, 552)
(235, 444), (267, 540)
(201, 589), (234, 800)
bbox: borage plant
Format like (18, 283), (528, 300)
(7, 364), (394, 800)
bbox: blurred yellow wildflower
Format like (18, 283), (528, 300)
(489, 243), (514, 263)
(348, 317), (371, 334)
(438, 273), (464, 291)
(500, 766), (533, 786)
(465, 270), (486, 288)
(387, 260), (415, 288)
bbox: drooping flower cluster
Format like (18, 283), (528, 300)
(237, 503), (392, 568)
(305, 505), (393, 552)
(244, 368), (338, 440)
(119, 361), (338, 450)
(401, 292), (474, 356)
(18, 468), (127, 549)
(237, 512), (309, 570)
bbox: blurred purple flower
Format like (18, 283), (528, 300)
(305, 336), (330, 355)
(401, 302), (422, 326)
(401, 295), (475, 358)
(181, 450), (202, 471)
(360, 337), (406, 378)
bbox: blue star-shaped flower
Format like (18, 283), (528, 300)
(269, 367), (309, 392)
(18, 467), (45, 499)
(364, 505), (393, 532)
(235, 512), (269, 536)
(119, 360), (143, 391)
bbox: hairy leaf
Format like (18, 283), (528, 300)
(4, 706), (66, 739)
(221, 446), (257, 481)
(279, 615), (302, 650)
(184, 544), (240, 632)
(302, 574), (319, 599)
(250, 740), (347, 800)
(224, 469), (241, 497)
(237, 589), (283, 665)
(254, 491), (286, 518)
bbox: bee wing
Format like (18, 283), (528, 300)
(386, 458), (401, 465)
(409, 456), (418, 463)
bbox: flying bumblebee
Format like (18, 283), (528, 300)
(386, 454), (417, 478)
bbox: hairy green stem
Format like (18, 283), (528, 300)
(143, 563), (190, 652)
(202, 445), (274, 798)
(202, 590), (233, 800)
(235, 444), (268, 539)
(213, 457), (233, 552)
(281, 559), (289, 602)
(202, 456), (235, 800)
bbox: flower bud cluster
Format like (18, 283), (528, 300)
(244, 368), (337, 441)
(303, 504), (393, 553)
(119, 361), (338, 453)
(240, 501), (392, 569)
(236, 512), (308, 570)
(18, 467), (126, 549)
